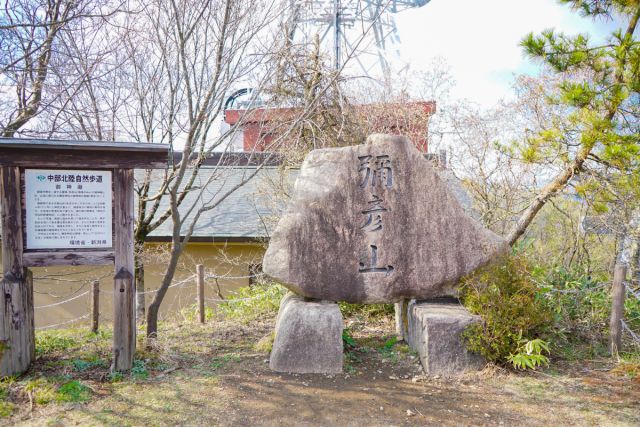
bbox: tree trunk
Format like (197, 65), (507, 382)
(146, 243), (183, 339)
(146, 302), (159, 340)
(609, 264), (627, 356)
(134, 241), (146, 322)
(506, 148), (590, 247)
(618, 209), (640, 286)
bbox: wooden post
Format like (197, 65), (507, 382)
(0, 167), (35, 376)
(394, 299), (407, 341)
(91, 280), (100, 333)
(112, 169), (135, 371)
(609, 263), (627, 356)
(197, 265), (205, 324)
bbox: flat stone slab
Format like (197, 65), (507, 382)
(270, 295), (343, 374)
(407, 300), (485, 376)
(263, 134), (506, 303)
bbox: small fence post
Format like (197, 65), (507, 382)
(609, 263), (627, 356)
(91, 280), (100, 333)
(197, 264), (205, 324)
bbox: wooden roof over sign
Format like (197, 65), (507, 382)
(0, 138), (168, 169)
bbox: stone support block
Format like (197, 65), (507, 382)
(407, 300), (484, 376)
(270, 295), (343, 374)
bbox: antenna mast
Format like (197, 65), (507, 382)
(289, 0), (431, 79)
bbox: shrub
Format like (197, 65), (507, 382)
(532, 265), (640, 357)
(460, 254), (553, 365)
(107, 372), (124, 383)
(217, 282), (288, 322)
(533, 265), (610, 343)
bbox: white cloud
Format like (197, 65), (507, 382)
(394, 0), (618, 106)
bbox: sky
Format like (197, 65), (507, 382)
(393, 0), (620, 107)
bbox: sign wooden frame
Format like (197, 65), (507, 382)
(22, 168), (113, 250)
(0, 139), (167, 375)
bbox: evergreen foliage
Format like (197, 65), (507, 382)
(460, 255), (554, 365)
(519, 2), (640, 165)
(506, 0), (640, 246)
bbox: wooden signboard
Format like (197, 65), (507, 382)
(24, 169), (113, 250)
(0, 139), (167, 376)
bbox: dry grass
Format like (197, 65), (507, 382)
(0, 312), (638, 426)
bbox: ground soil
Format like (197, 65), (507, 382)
(4, 314), (640, 426)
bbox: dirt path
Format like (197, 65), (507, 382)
(6, 317), (640, 426)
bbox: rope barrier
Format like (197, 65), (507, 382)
(33, 269), (102, 280)
(34, 271), (111, 283)
(205, 294), (265, 303)
(33, 271), (262, 301)
(33, 282), (88, 298)
(33, 277), (89, 283)
(206, 273), (264, 280)
(140, 274), (197, 294)
(35, 290), (90, 309)
(100, 274), (197, 295)
(36, 313), (90, 330)
(32, 270), (261, 329)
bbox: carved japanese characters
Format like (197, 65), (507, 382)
(263, 134), (507, 303)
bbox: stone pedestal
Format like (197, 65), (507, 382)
(270, 295), (343, 374)
(407, 300), (484, 376)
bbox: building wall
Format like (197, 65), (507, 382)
(1, 242), (265, 328)
(224, 101), (436, 153)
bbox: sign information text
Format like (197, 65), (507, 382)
(24, 169), (112, 250)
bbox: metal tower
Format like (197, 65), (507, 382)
(287, 0), (430, 79)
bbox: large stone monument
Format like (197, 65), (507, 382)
(263, 134), (507, 374)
